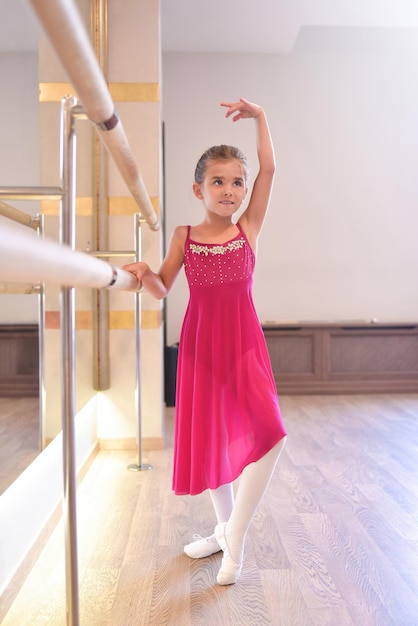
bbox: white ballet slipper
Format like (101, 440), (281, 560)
(184, 533), (221, 559)
(214, 523), (243, 585)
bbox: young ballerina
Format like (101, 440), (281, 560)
(123, 97), (287, 585)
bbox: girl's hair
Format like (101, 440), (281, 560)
(194, 144), (249, 184)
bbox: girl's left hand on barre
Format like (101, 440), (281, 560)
(122, 261), (149, 282)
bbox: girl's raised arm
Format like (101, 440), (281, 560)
(221, 98), (275, 246)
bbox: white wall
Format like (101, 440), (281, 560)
(0, 51), (39, 323)
(162, 27), (418, 345)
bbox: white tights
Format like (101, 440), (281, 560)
(210, 482), (234, 523)
(209, 436), (287, 563)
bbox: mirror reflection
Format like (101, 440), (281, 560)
(0, 1), (41, 494)
(0, 397), (39, 495)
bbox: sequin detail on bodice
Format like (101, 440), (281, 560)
(184, 227), (255, 287)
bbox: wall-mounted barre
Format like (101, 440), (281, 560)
(27, 0), (160, 232)
(0, 215), (141, 292)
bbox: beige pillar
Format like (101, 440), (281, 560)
(39, 0), (164, 449)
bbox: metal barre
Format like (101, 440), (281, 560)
(0, 215), (141, 292)
(27, 0), (160, 231)
(0, 186), (64, 200)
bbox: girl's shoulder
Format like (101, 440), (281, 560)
(170, 225), (189, 249)
(172, 224), (188, 238)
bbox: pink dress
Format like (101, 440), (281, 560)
(172, 223), (287, 496)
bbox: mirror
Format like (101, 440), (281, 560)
(0, 1), (41, 493)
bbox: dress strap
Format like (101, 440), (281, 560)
(236, 221), (248, 241)
(236, 221), (255, 256)
(184, 225), (191, 253)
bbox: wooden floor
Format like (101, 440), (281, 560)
(1, 394), (418, 625)
(0, 396), (40, 495)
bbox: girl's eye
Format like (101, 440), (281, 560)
(233, 180), (243, 187)
(213, 179), (222, 186)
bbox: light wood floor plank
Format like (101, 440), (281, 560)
(260, 569), (313, 626)
(0, 396), (39, 494)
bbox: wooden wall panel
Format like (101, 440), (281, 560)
(2, 323), (418, 397)
(264, 324), (418, 395)
(0, 325), (39, 396)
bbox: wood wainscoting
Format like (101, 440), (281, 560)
(263, 323), (418, 395)
(2, 322), (417, 397)
(0, 325), (39, 397)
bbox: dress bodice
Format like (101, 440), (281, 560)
(184, 224), (255, 288)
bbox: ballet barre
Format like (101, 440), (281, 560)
(4, 1), (159, 622)
(0, 212), (140, 626)
(0, 215), (141, 292)
(0, 88), (146, 626)
(27, 0), (160, 232)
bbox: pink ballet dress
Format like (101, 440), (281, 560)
(172, 223), (287, 496)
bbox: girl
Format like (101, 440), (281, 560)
(123, 97), (287, 585)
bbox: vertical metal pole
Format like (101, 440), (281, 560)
(60, 96), (80, 626)
(37, 214), (46, 449)
(92, 0), (110, 391)
(128, 213), (152, 472)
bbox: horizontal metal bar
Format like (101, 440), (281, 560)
(0, 186), (64, 200)
(88, 250), (135, 258)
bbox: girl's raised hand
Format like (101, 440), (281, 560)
(220, 97), (262, 122)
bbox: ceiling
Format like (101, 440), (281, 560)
(160, 0), (418, 54)
(1, 0), (418, 54)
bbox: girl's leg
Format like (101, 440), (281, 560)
(184, 482), (234, 558)
(215, 436), (287, 583)
(210, 482), (234, 523)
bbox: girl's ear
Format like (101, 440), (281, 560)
(193, 182), (203, 199)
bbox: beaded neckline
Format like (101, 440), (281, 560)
(189, 238), (245, 257)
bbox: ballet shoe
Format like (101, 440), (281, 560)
(184, 533), (221, 559)
(214, 523), (243, 585)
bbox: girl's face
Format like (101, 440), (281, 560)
(193, 159), (248, 218)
